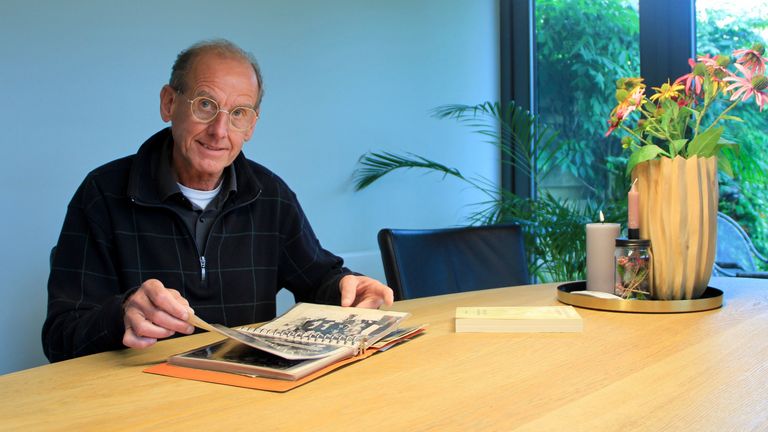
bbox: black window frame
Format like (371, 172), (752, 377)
(500, 0), (695, 198)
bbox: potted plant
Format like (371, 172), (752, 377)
(354, 101), (624, 282)
(605, 43), (767, 299)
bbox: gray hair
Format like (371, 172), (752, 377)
(169, 39), (265, 108)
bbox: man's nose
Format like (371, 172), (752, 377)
(207, 111), (230, 138)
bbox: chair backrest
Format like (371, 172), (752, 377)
(715, 212), (759, 276)
(377, 224), (529, 300)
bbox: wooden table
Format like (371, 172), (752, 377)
(3, 277), (768, 431)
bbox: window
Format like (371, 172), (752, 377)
(535, 0), (640, 204)
(696, 0), (768, 254)
(501, 0), (768, 277)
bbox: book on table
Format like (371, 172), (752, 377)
(454, 306), (583, 333)
(170, 302), (416, 381)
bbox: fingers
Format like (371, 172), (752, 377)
(339, 275), (395, 309)
(382, 285), (395, 306)
(122, 325), (158, 349)
(340, 276), (357, 307)
(353, 296), (385, 309)
(142, 279), (191, 321)
(123, 279), (195, 349)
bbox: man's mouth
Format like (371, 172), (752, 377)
(199, 141), (226, 152)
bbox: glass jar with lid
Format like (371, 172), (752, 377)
(614, 238), (652, 300)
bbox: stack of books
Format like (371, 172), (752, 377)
(455, 306), (583, 333)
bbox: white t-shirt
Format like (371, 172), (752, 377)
(177, 182), (222, 210)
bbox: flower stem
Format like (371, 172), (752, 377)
(621, 125), (656, 147)
(692, 97), (714, 138)
(702, 99), (740, 134)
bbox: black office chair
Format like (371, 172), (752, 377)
(713, 212), (768, 278)
(377, 224), (529, 300)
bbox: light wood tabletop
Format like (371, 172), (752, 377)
(2, 277), (768, 431)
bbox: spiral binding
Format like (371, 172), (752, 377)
(241, 325), (364, 348)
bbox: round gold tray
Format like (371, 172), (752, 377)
(557, 281), (724, 313)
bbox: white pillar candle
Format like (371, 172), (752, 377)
(586, 220), (620, 293)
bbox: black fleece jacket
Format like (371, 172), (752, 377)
(42, 128), (349, 362)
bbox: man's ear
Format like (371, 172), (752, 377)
(159, 85), (176, 122)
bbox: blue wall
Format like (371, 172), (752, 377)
(0, 0), (499, 374)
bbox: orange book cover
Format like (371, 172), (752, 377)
(143, 326), (425, 392)
(143, 349), (374, 392)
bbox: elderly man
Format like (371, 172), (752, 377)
(42, 40), (393, 362)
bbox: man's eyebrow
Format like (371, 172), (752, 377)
(193, 89), (257, 108)
(194, 90), (215, 99)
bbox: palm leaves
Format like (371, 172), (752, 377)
(500, 192), (623, 282)
(354, 101), (562, 195)
(429, 102), (563, 184)
(354, 151), (467, 191)
(353, 100), (618, 282)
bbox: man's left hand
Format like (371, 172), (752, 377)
(339, 275), (394, 309)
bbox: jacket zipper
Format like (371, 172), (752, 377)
(130, 189), (262, 285)
(200, 256), (207, 283)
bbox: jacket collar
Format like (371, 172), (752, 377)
(127, 127), (262, 206)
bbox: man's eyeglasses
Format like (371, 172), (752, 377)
(179, 91), (259, 131)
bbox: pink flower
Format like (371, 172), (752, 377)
(697, 54), (733, 91)
(605, 85), (645, 136)
(674, 58), (706, 96)
(733, 44), (767, 75)
(697, 54), (721, 70)
(625, 85), (645, 106)
(723, 63), (768, 111)
(605, 118), (620, 137)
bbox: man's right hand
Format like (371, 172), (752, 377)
(122, 278), (195, 349)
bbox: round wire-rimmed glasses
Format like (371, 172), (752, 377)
(181, 92), (259, 131)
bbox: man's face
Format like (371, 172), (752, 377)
(160, 52), (260, 190)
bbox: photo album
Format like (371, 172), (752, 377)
(170, 303), (419, 381)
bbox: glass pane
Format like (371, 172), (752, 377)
(535, 0), (639, 204)
(697, 0), (768, 261)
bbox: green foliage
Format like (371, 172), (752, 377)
(537, 0), (768, 264)
(626, 144), (667, 176)
(485, 189), (623, 282)
(607, 43), (759, 176)
(698, 7), (768, 263)
(536, 0), (639, 202)
(354, 152), (464, 191)
(687, 127), (723, 157)
(354, 2), (768, 277)
(354, 101), (623, 282)
(354, 101), (561, 196)
(429, 102), (562, 183)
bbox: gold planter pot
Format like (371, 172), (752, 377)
(632, 156), (718, 300)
